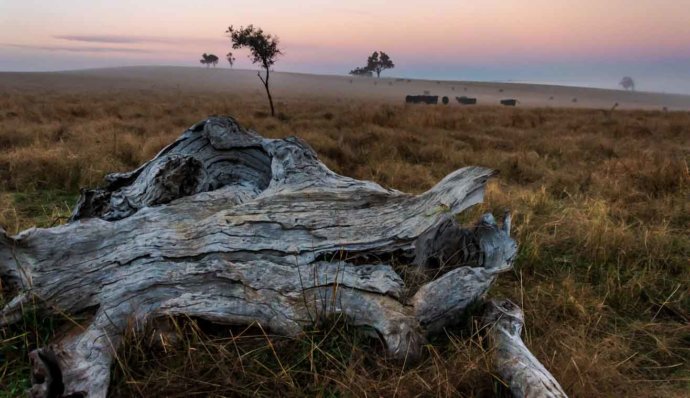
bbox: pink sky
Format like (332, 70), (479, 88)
(2, 0), (690, 92)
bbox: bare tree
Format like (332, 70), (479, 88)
(226, 52), (236, 68)
(227, 25), (283, 116)
(620, 76), (635, 91)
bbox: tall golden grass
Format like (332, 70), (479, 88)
(1, 90), (689, 397)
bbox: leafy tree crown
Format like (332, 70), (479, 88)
(353, 51), (394, 77)
(226, 25), (282, 69)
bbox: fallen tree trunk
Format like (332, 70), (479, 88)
(0, 116), (562, 397)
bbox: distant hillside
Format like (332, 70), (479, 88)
(1, 66), (690, 110)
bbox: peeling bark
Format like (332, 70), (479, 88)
(0, 116), (561, 397)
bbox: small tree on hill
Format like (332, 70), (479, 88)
(226, 52), (236, 68)
(209, 54), (219, 67)
(227, 24), (283, 116)
(200, 53), (219, 68)
(367, 51), (394, 78)
(200, 53), (210, 67)
(619, 76), (635, 91)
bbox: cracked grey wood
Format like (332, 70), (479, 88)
(0, 116), (560, 397)
(483, 299), (568, 398)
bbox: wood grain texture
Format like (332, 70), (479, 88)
(484, 299), (568, 398)
(0, 116), (560, 397)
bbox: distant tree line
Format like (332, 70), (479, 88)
(198, 26), (643, 118)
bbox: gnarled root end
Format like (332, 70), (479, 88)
(483, 299), (568, 398)
(411, 211), (517, 335)
(305, 287), (426, 361)
(28, 340), (113, 398)
(1, 227), (23, 293)
(27, 313), (120, 398)
(29, 349), (67, 398)
(1, 228), (28, 326)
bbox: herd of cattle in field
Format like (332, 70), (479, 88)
(405, 95), (519, 106)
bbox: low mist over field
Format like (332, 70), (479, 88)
(2, 66), (690, 111)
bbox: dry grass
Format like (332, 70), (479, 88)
(1, 90), (689, 397)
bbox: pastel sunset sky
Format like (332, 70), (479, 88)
(2, 0), (690, 93)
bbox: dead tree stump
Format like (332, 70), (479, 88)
(0, 116), (565, 397)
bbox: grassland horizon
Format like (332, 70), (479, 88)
(3, 66), (690, 112)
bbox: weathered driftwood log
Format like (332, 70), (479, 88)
(483, 299), (568, 398)
(0, 116), (560, 397)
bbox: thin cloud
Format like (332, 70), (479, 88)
(54, 34), (226, 46)
(3, 43), (152, 53)
(54, 34), (151, 44)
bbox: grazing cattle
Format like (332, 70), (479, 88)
(500, 99), (518, 106)
(456, 96), (477, 105)
(442, 96), (449, 105)
(405, 95), (439, 104)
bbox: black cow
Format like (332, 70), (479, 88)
(442, 96), (449, 105)
(456, 96), (477, 105)
(500, 99), (518, 106)
(405, 95), (439, 105)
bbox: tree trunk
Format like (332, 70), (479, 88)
(0, 116), (564, 397)
(258, 68), (275, 117)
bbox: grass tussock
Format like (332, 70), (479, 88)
(107, 315), (501, 398)
(1, 90), (689, 397)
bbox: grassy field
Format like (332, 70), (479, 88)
(1, 90), (689, 397)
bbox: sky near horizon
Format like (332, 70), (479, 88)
(1, 0), (690, 93)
